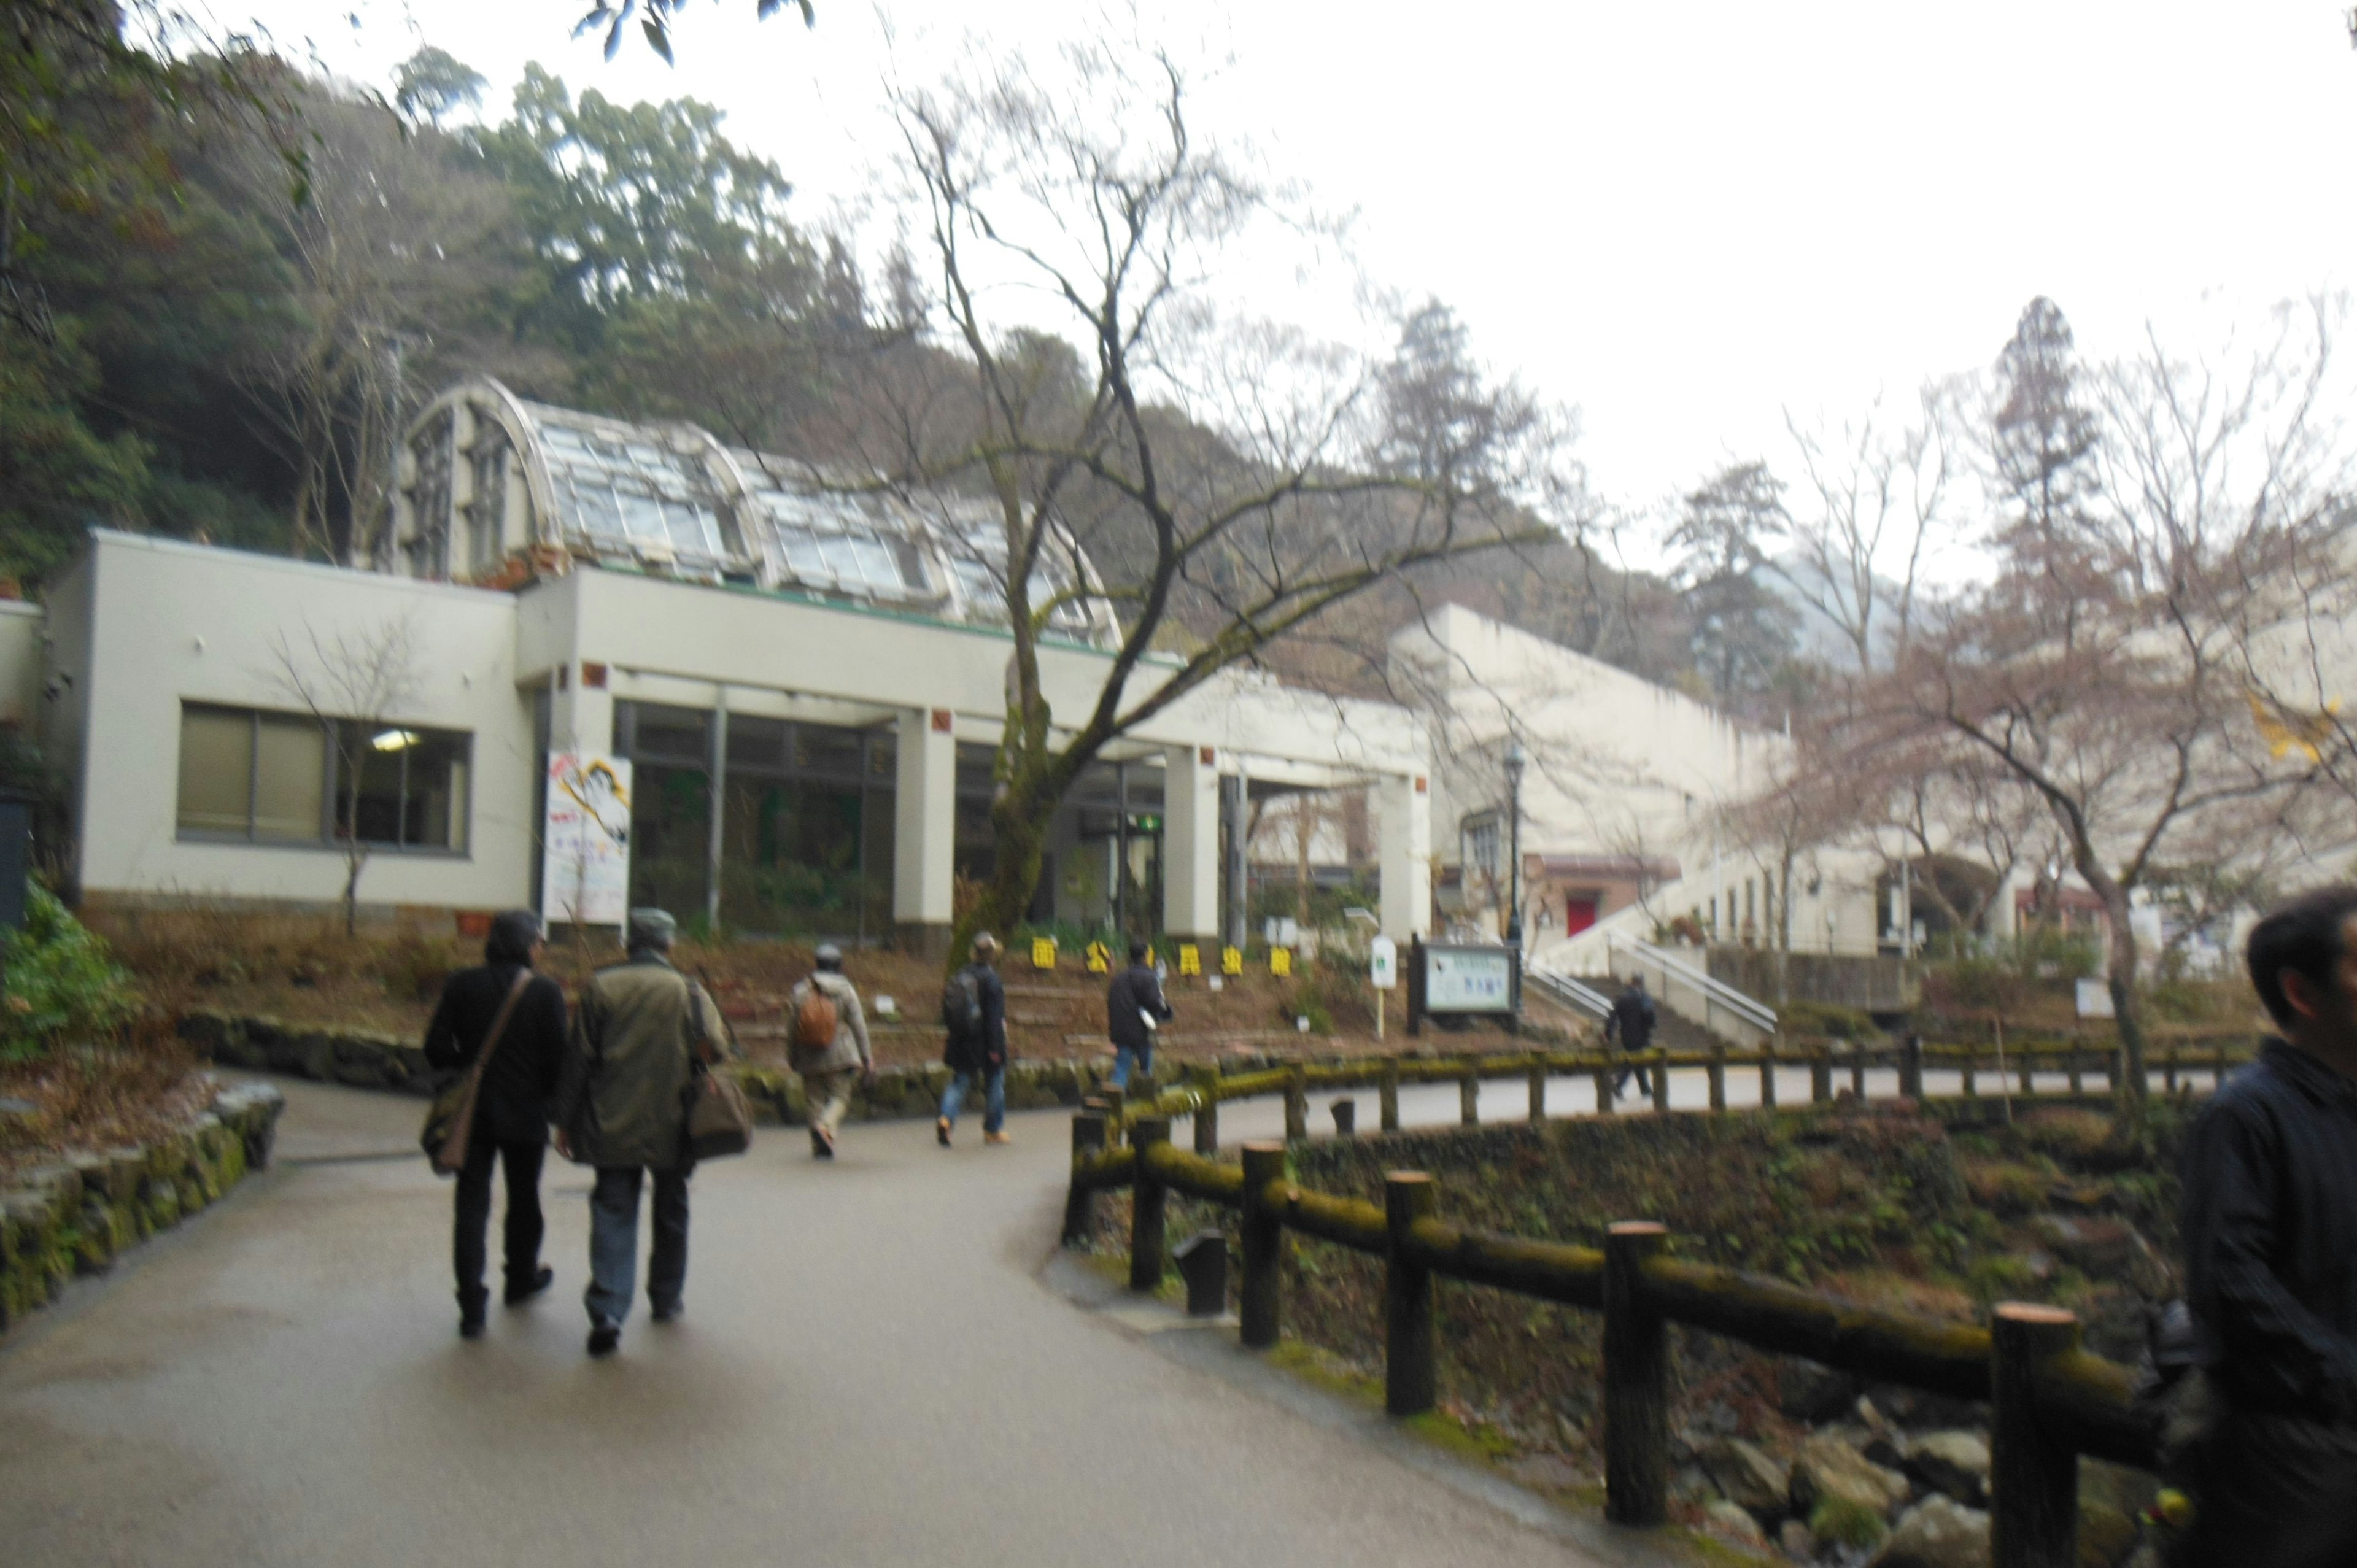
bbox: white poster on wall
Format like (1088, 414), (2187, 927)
(542, 752), (633, 925)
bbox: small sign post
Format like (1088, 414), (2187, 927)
(1370, 935), (1398, 1041)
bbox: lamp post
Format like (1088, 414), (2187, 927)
(1503, 739), (1526, 950)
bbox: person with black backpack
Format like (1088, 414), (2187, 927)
(936, 932), (1009, 1148)
(787, 943), (872, 1161)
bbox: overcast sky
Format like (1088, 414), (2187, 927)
(221, 2), (2357, 550)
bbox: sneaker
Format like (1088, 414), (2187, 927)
(587, 1319), (621, 1358)
(984, 1130), (1012, 1146)
(459, 1300), (487, 1340)
(935, 1117), (953, 1148)
(504, 1264), (555, 1306)
(650, 1300), (682, 1324)
(811, 1126), (836, 1160)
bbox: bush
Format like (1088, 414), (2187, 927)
(1, 886), (144, 1060)
(1779, 1000), (1876, 1040)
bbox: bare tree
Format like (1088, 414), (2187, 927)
(801, 41), (1563, 960)
(269, 618), (422, 935)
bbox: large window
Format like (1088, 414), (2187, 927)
(176, 704), (469, 851)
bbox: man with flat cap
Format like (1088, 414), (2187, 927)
(554, 907), (726, 1358)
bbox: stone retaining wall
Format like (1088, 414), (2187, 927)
(1, 1079), (285, 1336)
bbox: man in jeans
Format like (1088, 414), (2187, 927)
(937, 932), (1008, 1148)
(1104, 940), (1174, 1092)
(553, 908), (725, 1358)
(2181, 885), (2357, 1566)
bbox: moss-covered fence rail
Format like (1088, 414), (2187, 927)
(1066, 1110), (2153, 1568)
(1105, 1030), (2259, 1149)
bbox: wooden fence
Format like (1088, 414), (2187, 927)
(1101, 1031), (2258, 1151)
(1066, 1110), (2161, 1568)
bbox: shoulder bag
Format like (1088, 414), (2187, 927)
(420, 968), (533, 1176)
(681, 979), (754, 1160)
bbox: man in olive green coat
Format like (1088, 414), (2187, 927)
(553, 908), (725, 1358)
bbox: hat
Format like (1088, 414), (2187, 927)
(972, 932), (1001, 960)
(814, 941), (844, 972)
(485, 909), (543, 965)
(627, 908), (677, 951)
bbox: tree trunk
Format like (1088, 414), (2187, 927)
(2099, 883), (2149, 1123)
(950, 768), (1057, 976)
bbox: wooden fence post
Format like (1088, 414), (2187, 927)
(1707, 1045), (1727, 1113)
(1900, 1033), (1924, 1102)
(1380, 1060), (1401, 1132)
(1759, 1041), (1777, 1108)
(1594, 1064), (1616, 1116)
(2163, 1045), (2178, 1094)
(1331, 1099), (1357, 1137)
(1650, 1051), (1671, 1114)
(1062, 1111), (1107, 1246)
(1850, 1045), (1867, 1100)
(1961, 1050), (1977, 1098)
(1603, 1222), (1671, 1526)
(1991, 1303), (2081, 1568)
(1528, 1058), (1547, 1121)
(1385, 1172), (1439, 1416)
(1811, 1045), (1832, 1103)
(1239, 1143), (1285, 1350)
(1129, 1116), (1172, 1294)
(1192, 1068), (1220, 1154)
(2213, 1040), (2229, 1087)
(2067, 1051), (2083, 1095)
(2105, 1045), (2119, 1093)
(1460, 1071), (1480, 1126)
(1285, 1068), (1309, 1142)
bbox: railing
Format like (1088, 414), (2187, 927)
(1064, 1114), (2159, 1568)
(1104, 1031), (2257, 1151)
(1606, 932), (1779, 1044)
(1522, 967), (1612, 1021)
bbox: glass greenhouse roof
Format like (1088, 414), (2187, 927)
(527, 406), (738, 566)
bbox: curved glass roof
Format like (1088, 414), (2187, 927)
(397, 380), (1118, 647)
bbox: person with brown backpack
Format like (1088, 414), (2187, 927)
(788, 943), (872, 1160)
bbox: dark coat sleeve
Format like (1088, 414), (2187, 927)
(980, 967), (1008, 1064)
(2183, 1095), (2357, 1417)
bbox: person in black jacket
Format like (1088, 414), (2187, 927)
(1603, 975), (1657, 1098)
(1105, 941), (1174, 1092)
(424, 909), (570, 1339)
(935, 932), (1009, 1148)
(2179, 885), (2357, 1567)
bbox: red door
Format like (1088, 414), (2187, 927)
(1562, 897), (1598, 936)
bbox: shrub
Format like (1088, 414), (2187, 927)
(1, 886), (144, 1060)
(1779, 1000), (1876, 1040)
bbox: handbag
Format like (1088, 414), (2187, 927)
(420, 969), (533, 1176)
(683, 1062), (754, 1160)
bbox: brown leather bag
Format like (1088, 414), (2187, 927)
(683, 1062), (753, 1159)
(420, 969), (532, 1176)
(791, 984), (839, 1052)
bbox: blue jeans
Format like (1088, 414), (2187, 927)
(586, 1165), (689, 1326)
(1111, 1040), (1153, 1090)
(940, 1065), (1005, 1134)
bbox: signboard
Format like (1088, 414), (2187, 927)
(2075, 978), (2115, 1019)
(1369, 935), (1398, 992)
(542, 752), (633, 925)
(1423, 943), (1515, 1013)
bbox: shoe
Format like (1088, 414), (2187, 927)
(984, 1131), (1012, 1146)
(935, 1117), (952, 1148)
(457, 1286), (488, 1339)
(811, 1127), (836, 1160)
(504, 1264), (554, 1306)
(651, 1300), (682, 1324)
(587, 1318), (621, 1358)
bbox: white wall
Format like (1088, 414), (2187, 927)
(66, 533), (536, 911)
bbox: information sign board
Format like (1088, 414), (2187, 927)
(1422, 943), (1515, 1013)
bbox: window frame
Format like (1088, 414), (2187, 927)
(174, 701), (474, 857)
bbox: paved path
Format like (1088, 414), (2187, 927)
(0, 1076), (1643, 1568)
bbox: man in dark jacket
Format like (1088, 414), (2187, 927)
(423, 909), (568, 1339)
(936, 932), (1009, 1148)
(552, 907), (725, 1358)
(1603, 975), (1657, 1098)
(2180, 885), (2357, 1567)
(1105, 941), (1174, 1092)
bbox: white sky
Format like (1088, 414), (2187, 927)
(222, 2), (2357, 553)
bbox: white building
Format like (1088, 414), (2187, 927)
(21, 380), (1436, 954)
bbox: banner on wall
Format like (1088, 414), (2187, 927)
(542, 752), (633, 925)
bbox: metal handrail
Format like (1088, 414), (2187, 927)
(1609, 933), (1778, 1034)
(1525, 967), (1612, 1021)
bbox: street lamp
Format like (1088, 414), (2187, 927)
(1503, 738), (1526, 949)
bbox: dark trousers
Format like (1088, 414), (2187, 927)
(586, 1165), (689, 1326)
(454, 1136), (546, 1303)
(1611, 1041), (1654, 1097)
(2181, 1410), (2357, 1568)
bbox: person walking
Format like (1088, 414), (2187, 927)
(937, 932), (1009, 1148)
(552, 908), (726, 1358)
(2178, 886), (2357, 1567)
(1105, 940), (1174, 1092)
(1603, 974), (1657, 1099)
(789, 942), (873, 1160)
(422, 909), (570, 1340)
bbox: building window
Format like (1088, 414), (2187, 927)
(406, 410), (454, 579)
(176, 703), (468, 851)
(1461, 812), (1501, 881)
(465, 431), (509, 574)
